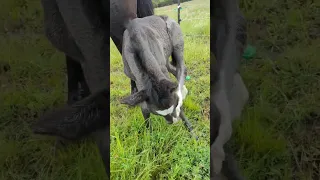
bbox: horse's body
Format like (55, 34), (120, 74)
(33, 0), (154, 178)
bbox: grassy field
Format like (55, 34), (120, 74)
(233, 0), (320, 179)
(110, 0), (210, 179)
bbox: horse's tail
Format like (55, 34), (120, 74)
(137, 0), (154, 18)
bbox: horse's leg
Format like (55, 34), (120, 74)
(74, 59), (91, 99)
(137, 0), (154, 18)
(55, 55), (91, 148)
(41, 0), (90, 101)
(66, 55), (90, 103)
(41, 0), (86, 150)
(66, 55), (83, 104)
(41, 0), (84, 61)
(55, 1), (113, 175)
(55, 55), (80, 148)
(180, 110), (198, 140)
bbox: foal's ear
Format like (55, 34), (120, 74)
(32, 89), (109, 140)
(120, 90), (148, 106)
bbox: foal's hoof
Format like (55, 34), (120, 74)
(191, 131), (199, 141)
(195, 135), (199, 141)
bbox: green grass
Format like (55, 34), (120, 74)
(110, 0), (210, 179)
(233, 0), (320, 179)
(152, 0), (192, 8)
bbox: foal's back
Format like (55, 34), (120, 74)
(125, 16), (173, 66)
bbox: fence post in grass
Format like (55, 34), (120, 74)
(177, 0), (181, 24)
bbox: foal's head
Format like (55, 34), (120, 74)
(121, 75), (187, 124)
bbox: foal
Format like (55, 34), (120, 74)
(120, 15), (195, 135)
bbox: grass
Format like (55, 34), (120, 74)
(232, 0), (320, 179)
(0, 0), (319, 179)
(110, 0), (210, 179)
(152, 0), (192, 8)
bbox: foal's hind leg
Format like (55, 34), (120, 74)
(180, 110), (198, 140)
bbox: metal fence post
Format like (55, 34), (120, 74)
(177, 0), (181, 24)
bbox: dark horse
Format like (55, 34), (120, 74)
(32, 0), (154, 178)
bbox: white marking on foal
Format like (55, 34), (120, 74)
(155, 85), (188, 124)
(181, 85), (188, 99)
(156, 105), (174, 116)
(174, 85), (188, 119)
